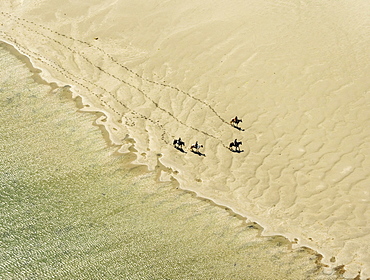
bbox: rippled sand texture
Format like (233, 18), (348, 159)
(0, 44), (348, 280)
(1, 0), (370, 278)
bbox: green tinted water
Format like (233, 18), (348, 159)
(0, 44), (344, 279)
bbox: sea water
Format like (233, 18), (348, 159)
(0, 44), (346, 279)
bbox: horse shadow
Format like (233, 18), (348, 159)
(174, 146), (187, 153)
(232, 124), (245, 131)
(191, 150), (206, 157)
(230, 149), (244, 153)
(233, 125), (245, 131)
(228, 147), (244, 154)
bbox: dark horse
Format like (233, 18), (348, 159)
(230, 116), (242, 128)
(229, 139), (242, 152)
(173, 138), (185, 152)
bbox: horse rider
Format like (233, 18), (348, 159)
(231, 116), (239, 123)
(191, 141), (203, 152)
(173, 137), (184, 148)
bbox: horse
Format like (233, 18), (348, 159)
(173, 138), (185, 150)
(229, 139), (242, 152)
(230, 116), (242, 127)
(190, 141), (203, 153)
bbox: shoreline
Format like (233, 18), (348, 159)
(0, 39), (350, 279)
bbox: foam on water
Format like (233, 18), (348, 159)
(1, 0), (369, 278)
(0, 44), (346, 279)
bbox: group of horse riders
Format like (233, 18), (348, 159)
(173, 116), (243, 154)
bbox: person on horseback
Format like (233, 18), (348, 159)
(229, 138), (242, 152)
(190, 141), (203, 153)
(173, 137), (185, 150)
(230, 116), (242, 128)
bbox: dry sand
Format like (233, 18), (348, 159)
(1, 0), (369, 278)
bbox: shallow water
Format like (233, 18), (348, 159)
(0, 44), (347, 279)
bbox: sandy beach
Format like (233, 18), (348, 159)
(1, 41), (348, 280)
(1, 0), (369, 278)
